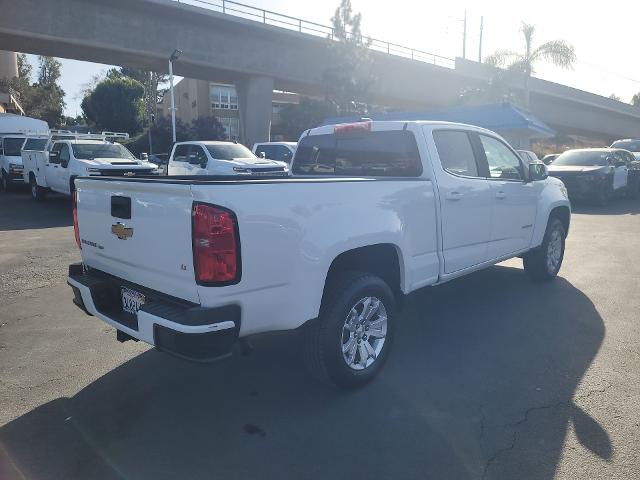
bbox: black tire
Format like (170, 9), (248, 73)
(595, 178), (613, 206)
(304, 271), (396, 389)
(523, 217), (566, 282)
(30, 175), (47, 201)
(0, 170), (9, 192)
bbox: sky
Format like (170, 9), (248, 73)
(25, 0), (640, 116)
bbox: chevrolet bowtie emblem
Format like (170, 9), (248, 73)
(111, 222), (134, 240)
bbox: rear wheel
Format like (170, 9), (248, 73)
(305, 272), (396, 389)
(30, 175), (47, 201)
(523, 217), (566, 282)
(0, 170), (9, 192)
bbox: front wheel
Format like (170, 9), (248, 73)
(304, 272), (396, 389)
(523, 217), (566, 282)
(30, 176), (47, 201)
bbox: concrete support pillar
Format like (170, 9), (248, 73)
(0, 51), (18, 80)
(237, 76), (273, 147)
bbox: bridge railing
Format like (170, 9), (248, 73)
(175, 0), (455, 69)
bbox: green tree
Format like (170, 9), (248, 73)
(1, 55), (66, 127)
(323, 0), (376, 115)
(485, 23), (575, 107)
(608, 93), (621, 102)
(190, 116), (227, 141)
(29, 57), (65, 127)
(81, 76), (145, 135)
(631, 92), (640, 107)
(273, 97), (338, 140)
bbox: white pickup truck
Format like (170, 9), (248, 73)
(167, 141), (288, 176)
(67, 121), (570, 388)
(22, 132), (159, 201)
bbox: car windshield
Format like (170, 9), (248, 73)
(611, 140), (640, 152)
(23, 138), (48, 151)
(552, 150), (611, 167)
(205, 144), (255, 161)
(71, 143), (136, 160)
(3, 137), (26, 156)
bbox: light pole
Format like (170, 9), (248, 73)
(168, 49), (182, 144)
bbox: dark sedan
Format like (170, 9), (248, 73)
(547, 148), (637, 205)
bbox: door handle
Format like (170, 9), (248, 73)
(445, 191), (463, 201)
(495, 191), (506, 199)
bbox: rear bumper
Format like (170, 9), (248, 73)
(67, 263), (240, 362)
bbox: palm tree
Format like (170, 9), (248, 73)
(485, 23), (576, 107)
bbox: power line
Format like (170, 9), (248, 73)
(575, 60), (640, 86)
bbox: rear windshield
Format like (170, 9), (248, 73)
(23, 138), (48, 151)
(611, 140), (640, 152)
(553, 150), (611, 167)
(71, 143), (135, 160)
(205, 144), (255, 160)
(292, 130), (422, 176)
(2, 137), (26, 156)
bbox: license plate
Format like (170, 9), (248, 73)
(121, 287), (145, 315)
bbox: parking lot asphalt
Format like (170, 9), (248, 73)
(1, 189), (639, 480)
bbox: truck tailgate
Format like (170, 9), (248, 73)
(75, 178), (200, 303)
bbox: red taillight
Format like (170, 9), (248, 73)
(192, 202), (240, 285)
(72, 191), (81, 249)
(334, 121), (372, 135)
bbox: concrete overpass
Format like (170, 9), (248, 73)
(0, 0), (638, 145)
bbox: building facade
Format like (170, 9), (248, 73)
(0, 51), (24, 115)
(158, 78), (298, 143)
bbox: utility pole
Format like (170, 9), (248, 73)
(462, 10), (467, 59)
(168, 49), (182, 144)
(478, 16), (484, 62)
(147, 70), (153, 155)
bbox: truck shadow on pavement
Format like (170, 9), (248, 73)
(0, 265), (608, 480)
(0, 192), (72, 231)
(571, 197), (640, 216)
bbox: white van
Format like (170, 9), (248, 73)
(0, 113), (49, 191)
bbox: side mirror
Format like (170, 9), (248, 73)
(529, 162), (548, 181)
(49, 151), (59, 162)
(259, 152), (266, 159)
(140, 152), (149, 161)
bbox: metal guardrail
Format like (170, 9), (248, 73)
(174, 0), (456, 69)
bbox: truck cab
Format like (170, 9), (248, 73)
(23, 132), (159, 200)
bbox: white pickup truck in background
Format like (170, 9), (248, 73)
(22, 132), (159, 201)
(167, 141), (288, 176)
(68, 120), (570, 389)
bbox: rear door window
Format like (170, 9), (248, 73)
(173, 145), (189, 162)
(433, 130), (479, 177)
(293, 130), (422, 176)
(49, 143), (63, 164)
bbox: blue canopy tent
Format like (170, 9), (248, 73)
(321, 102), (555, 149)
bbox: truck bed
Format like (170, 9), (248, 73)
(74, 174), (439, 337)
